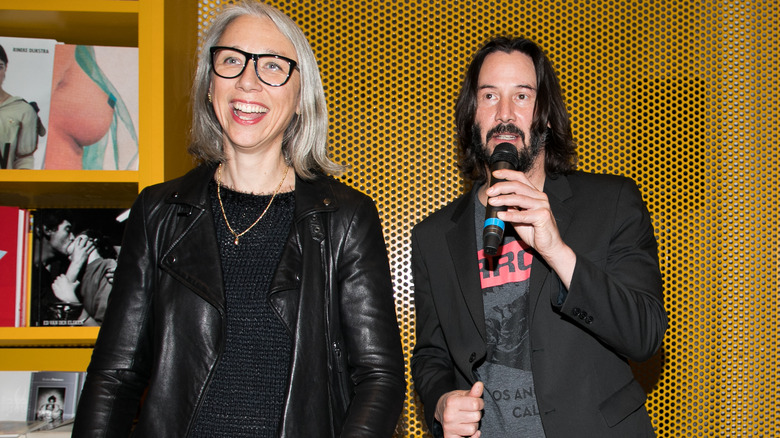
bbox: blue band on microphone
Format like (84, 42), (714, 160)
(484, 217), (505, 230)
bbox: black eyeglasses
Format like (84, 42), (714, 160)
(210, 46), (298, 87)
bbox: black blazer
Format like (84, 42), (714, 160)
(411, 171), (668, 437)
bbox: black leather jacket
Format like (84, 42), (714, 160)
(73, 165), (405, 437)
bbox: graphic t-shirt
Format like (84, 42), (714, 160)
(473, 195), (546, 437)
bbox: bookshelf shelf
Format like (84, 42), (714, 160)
(0, 327), (99, 347)
(0, 0), (197, 371)
(0, 179), (139, 208)
(0, 170), (138, 183)
(0, 9), (137, 47)
(0, 0), (139, 14)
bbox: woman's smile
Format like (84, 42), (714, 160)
(231, 100), (268, 123)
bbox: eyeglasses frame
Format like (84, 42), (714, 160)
(209, 46), (299, 87)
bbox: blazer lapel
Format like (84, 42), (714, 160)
(529, 174), (573, 317)
(445, 189), (486, 343)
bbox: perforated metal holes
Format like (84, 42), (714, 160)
(198, 1), (780, 436)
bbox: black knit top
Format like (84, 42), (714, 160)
(189, 180), (295, 437)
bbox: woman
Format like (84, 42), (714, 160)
(0, 44), (42, 169)
(72, 1), (405, 437)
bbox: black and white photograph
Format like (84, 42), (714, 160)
(30, 208), (127, 327)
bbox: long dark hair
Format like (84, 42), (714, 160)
(455, 37), (577, 183)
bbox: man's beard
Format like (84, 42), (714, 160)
(474, 123), (546, 173)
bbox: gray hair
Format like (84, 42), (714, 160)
(188, 0), (344, 179)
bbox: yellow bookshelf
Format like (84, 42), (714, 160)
(0, 0), (197, 371)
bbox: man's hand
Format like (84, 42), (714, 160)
(435, 382), (484, 438)
(487, 168), (576, 288)
(52, 274), (80, 303)
(65, 234), (96, 282)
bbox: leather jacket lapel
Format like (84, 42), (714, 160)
(159, 205), (225, 314)
(268, 175), (338, 332)
(158, 165), (225, 314)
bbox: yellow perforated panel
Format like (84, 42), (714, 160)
(198, 1), (780, 436)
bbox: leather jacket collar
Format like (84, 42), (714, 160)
(162, 163), (338, 222)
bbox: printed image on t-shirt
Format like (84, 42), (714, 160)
(479, 239), (533, 370)
(474, 195), (546, 436)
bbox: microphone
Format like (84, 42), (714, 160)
(483, 143), (519, 256)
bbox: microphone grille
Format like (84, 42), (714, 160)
(489, 142), (520, 168)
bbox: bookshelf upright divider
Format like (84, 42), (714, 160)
(0, 0), (197, 371)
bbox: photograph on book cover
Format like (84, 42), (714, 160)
(30, 208), (127, 327)
(32, 388), (65, 423)
(43, 44), (139, 171)
(0, 36), (56, 170)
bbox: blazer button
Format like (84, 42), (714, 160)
(469, 352), (476, 363)
(572, 307), (581, 317)
(323, 198), (332, 206)
(171, 192), (179, 198)
(586, 316), (594, 324)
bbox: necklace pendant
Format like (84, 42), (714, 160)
(233, 237), (240, 245)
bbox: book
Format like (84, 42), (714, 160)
(30, 208), (127, 327)
(0, 206), (29, 327)
(43, 44), (139, 170)
(0, 371), (78, 436)
(26, 372), (85, 427)
(0, 36), (57, 170)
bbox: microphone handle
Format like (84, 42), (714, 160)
(483, 161), (514, 256)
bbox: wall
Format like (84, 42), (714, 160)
(198, 1), (780, 436)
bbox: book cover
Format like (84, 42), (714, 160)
(0, 36), (57, 170)
(43, 44), (138, 170)
(0, 206), (28, 327)
(26, 372), (85, 426)
(30, 208), (127, 327)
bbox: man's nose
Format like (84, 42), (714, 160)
(495, 99), (516, 123)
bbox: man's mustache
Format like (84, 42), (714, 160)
(486, 124), (526, 143)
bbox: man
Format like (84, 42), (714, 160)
(410, 37), (668, 437)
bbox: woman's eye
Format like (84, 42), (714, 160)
(262, 61), (282, 71)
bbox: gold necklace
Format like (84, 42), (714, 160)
(216, 163), (290, 245)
